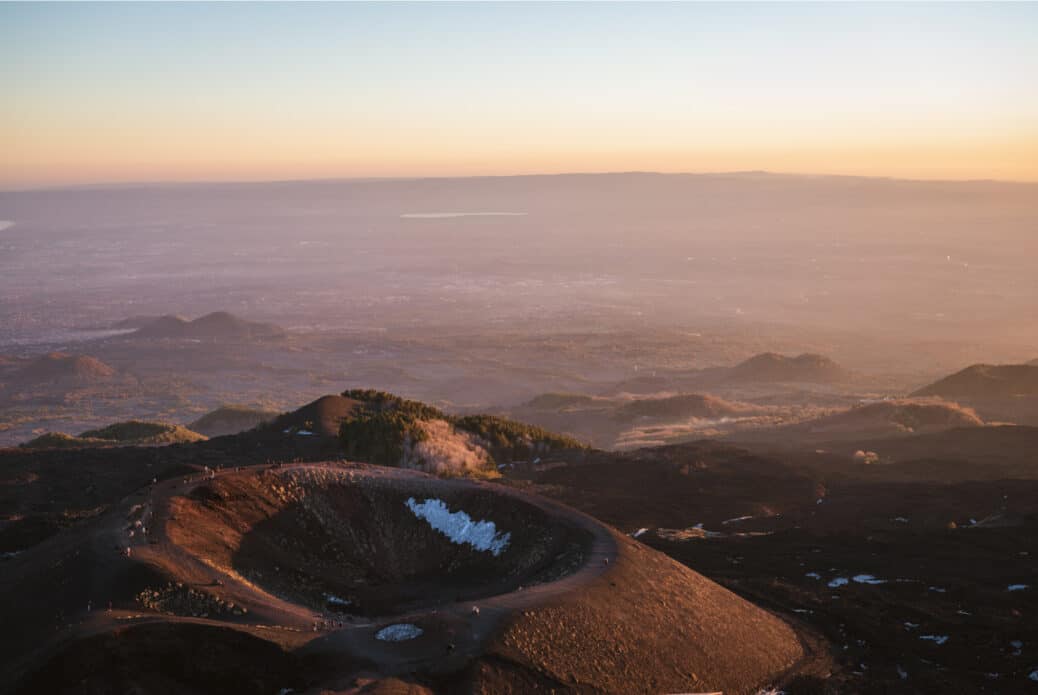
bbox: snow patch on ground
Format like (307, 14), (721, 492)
(375, 623), (423, 641)
(853, 574), (887, 585)
(631, 527), (649, 538)
(805, 572), (821, 579)
(828, 577), (849, 588)
(405, 497), (510, 556)
(1007, 584), (1029, 592)
(920, 635), (949, 645)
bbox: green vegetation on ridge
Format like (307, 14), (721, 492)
(338, 389), (585, 469)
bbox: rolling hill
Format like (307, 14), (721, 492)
(913, 363), (1038, 399)
(725, 352), (849, 384)
(127, 312), (285, 340)
(729, 398), (983, 445)
(21, 421), (206, 449)
(12, 353), (117, 385)
(188, 405), (280, 437)
(614, 393), (751, 421)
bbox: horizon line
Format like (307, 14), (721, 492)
(3, 168), (1037, 194)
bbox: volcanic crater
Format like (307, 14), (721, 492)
(170, 466), (592, 616)
(4, 462), (811, 694)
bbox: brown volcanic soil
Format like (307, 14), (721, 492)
(470, 531), (805, 694)
(514, 440), (1038, 692)
(0, 416), (347, 555)
(0, 462), (808, 695)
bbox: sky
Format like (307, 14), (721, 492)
(2, 2), (1037, 188)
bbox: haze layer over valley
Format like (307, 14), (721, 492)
(1, 173), (1036, 445)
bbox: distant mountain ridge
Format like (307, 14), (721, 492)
(119, 311), (284, 340)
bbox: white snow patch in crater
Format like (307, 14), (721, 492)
(375, 623), (423, 641)
(828, 577), (849, 588)
(1007, 584), (1030, 592)
(405, 497), (510, 556)
(920, 635), (949, 645)
(631, 527), (649, 538)
(853, 574), (887, 585)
